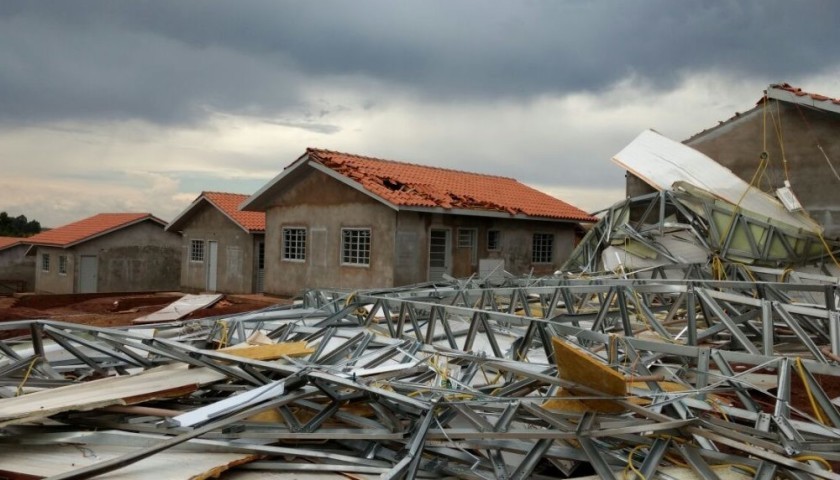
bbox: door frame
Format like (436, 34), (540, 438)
(206, 240), (218, 292)
(428, 227), (452, 281)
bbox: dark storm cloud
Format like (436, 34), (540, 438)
(1, 0), (838, 125)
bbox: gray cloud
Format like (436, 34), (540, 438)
(2, 1), (838, 127)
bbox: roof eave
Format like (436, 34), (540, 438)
(31, 216), (167, 250)
(204, 197), (253, 234)
(165, 197), (207, 233)
(307, 162), (400, 212)
(241, 152), (312, 212)
(766, 85), (840, 115)
(400, 205), (594, 223)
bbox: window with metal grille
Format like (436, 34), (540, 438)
(41, 253), (50, 272)
(457, 228), (476, 248)
(190, 240), (204, 262)
(283, 228), (306, 261)
(342, 228), (371, 266)
(487, 230), (501, 251)
(531, 233), (554, 263)
(58, 255), (67, 275)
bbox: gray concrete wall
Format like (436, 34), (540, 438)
(176, 203), (259, 294)
(33, 246), (75, 294)
(393, 212), (428, 286)
(0, 244), (35, 293)
(685, 103), (840, 239)
(264, 168), (397, 297)
(427, 214), (577, 278)
(35, 221), (181, 294)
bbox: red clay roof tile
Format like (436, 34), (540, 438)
(26, 213), (162, 248)
(762, 83), (840, 107)
(0, 236), (24, 251)
(306, 148), (596, 222)
(202, 192), (266, 232)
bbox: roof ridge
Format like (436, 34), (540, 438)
(307, 147), (517, 181)
(202, 191), (250, 197)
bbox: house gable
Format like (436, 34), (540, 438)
(33, 220), (180, 294)
(262, 167), (397, 296)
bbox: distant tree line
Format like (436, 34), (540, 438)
(0, 212), (41, 237)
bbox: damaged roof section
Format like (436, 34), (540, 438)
(566, 130), (839, 275)
(244, 147), (596, 222)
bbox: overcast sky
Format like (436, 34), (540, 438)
(2, 1), (839, 227)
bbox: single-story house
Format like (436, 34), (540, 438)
(0, 236), (35, 294)
(627, 83), (840, 238)
(166, 191), (266, 294)
(26, 213), (181, 294)
(242, 148), (596, 296)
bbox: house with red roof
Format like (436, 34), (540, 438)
(166, 192), (266, 294)
(25, 213), (181, 294)
(0, 236), (35, 293)
(627, 83), (840, 239)
(242, 148), (596, 296)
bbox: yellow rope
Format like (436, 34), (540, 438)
(621, 444), (648, 480)
(794, 357), (829, 425)
(772, 99), (790, 182)
(216, 320), (229, 349)
(16, 357), (39, 396)
(793, 454), (833, 471)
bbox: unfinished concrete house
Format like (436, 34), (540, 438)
(243, 148), (595, 296)
(0, 236), (35, 294)
(166, 191), (266, 294)
(627, 83), (840, 238)
(26, 213), (181, 294)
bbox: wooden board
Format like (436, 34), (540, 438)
(548, 336), (627, 413)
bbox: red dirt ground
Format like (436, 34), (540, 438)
(0, 292), (288, 336)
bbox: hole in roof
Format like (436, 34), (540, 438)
(383, 178), (404, 191)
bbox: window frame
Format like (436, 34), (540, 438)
(531, 233), (555, 264)
(487, 230), (501, 251)
(58, 255), (67, 275)
(41, 253), (50, 272)
(341, 227), (371, 267)
(190, 239), (205, 263)
(282, 227), (307, 262)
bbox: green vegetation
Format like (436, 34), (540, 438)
(0, 212), (41, 237)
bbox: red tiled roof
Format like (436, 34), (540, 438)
(760, 83), (840, 107)
(203, 192), (266, 232)
(26, 213), (162, 248)
(306, 148), (596, 222)
(0, 236), (24, 251)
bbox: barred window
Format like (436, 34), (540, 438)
(487, 230), (501, 251)
(41, 253), (50, 272)
(58, 255), (67, 275)
(283, 227), (307, 261)
(342, 228), (371, 266)
(457, 228), (476, 248)
(190, 240), (205, 262)
(531, 233), (554, 263)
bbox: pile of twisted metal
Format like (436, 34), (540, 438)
(2, 131), (840, 479)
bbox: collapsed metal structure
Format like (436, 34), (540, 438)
(0, 271), (839, 479)
(2, 130), (840, 479)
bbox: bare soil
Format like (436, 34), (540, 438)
(0, 292), (287, 338)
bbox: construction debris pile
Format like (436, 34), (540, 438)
(1, 131), (840, 479)
(0, 275), (838, 479)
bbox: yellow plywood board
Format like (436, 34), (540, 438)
(550, 337), (627, 413)
(220, 341), (314, 360)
